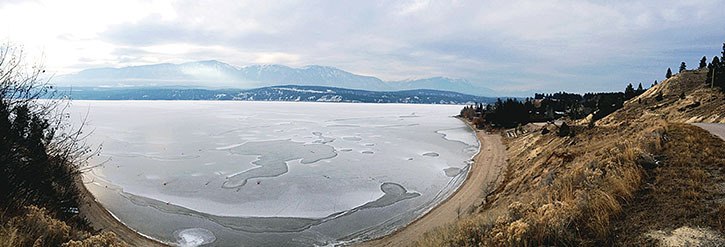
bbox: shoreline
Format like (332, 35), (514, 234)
(74, 118), (503, 247)
(357, 118), (507, 246)
(75, 176), (168, 246)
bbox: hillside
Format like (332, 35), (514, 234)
(420, 68), (725, 246)
(58, 85), (498, 104)
(52, 61), (496, 96)
(599, 69), (725, 125)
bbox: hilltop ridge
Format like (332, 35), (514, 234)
(420, 67), (725, 246)
(599, 68), (725, 125)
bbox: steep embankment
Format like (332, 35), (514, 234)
(418, 69), (725, 246)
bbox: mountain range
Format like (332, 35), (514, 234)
(53, 60), (496, 96)
(59, 85), (497, 104)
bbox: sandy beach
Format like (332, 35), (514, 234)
(76, 177), (168, 246)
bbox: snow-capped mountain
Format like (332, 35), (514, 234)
(53, 60), (496, 96)
(59, 85), (497, 104)
(236, 64), (389, 90)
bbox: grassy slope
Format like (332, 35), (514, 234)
(599, 68), (725, 125)
(611, 123), (725, 246)
(418, 69), (725, 246)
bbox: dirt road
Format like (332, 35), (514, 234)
(76, 178), (167, 246)
(692, 123), (725, 141)
(359, 122), (507, 246)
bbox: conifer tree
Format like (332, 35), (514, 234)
(666, 68), (672, 79)
(707, 62), (713, 85)
(636, 83), (644, 94)
(679, 62), (686, 72)
(711, 56), (724, 88)
(624, 83), (635, 99)
(700, 56), (707, 69)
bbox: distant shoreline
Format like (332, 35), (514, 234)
(53, 84), (497, 104)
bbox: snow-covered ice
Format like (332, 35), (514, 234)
(174, 228), (216, 247)
(71, 101), (478, 246)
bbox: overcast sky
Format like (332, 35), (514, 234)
(1, 0), (724, 94)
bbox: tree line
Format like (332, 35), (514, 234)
(460, 87), (637, 129)
(667, 42), (725, 89)
(704, 42), (725, 88)
(462, 41), (725, 129)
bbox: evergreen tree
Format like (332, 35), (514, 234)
(700, 56), (707, 69)
(717, 56), (725, 88)
(624, 83), (635, 99)
(679, 62), (686, 72)
(666, 68), (673, 79)
(710, 56), (724, 88)
(636, 83), (644, 94)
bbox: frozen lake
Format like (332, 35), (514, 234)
(71, 101), (478, 246)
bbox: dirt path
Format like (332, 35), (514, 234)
(359, 121), (507, 247)
(692, 123), (725, 141)
(76, 178), (168, 246)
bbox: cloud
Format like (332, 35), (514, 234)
(253, 52), (301, 64)
(2, 0), (725, 94)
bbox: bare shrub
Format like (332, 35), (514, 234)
(0, 43), (96, 219)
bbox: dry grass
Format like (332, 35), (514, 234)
(611, 124), (725, 245)
(417, 69), (725, 246)
(600, 69), (725, 125)
(417, 119), (665, 246)
(0, 205), (127, 247)
(63, 232), (128, 247)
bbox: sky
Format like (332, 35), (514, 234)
(1, 0), (724, 94)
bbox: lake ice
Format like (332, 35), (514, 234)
(71, 101), (478, 246)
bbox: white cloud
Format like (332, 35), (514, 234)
(1, 0), (724, 93)
(253, 52), (301, 64)
(396, 0), (432, 15)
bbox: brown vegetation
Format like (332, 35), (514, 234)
(418, 69), (725, 246)
(419, 118), (664, 246)
(599, 68), (725, 125)
(0, 206), (126, 247)
(611, 123), (725, 245)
